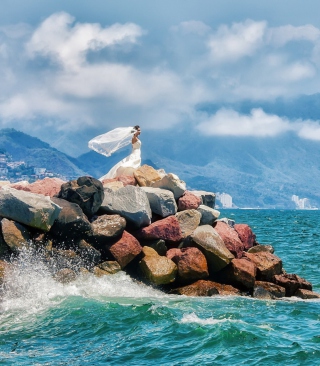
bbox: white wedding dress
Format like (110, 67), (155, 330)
(99, 139), (141, 180)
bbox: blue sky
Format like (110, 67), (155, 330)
(1, 0), (320, 155)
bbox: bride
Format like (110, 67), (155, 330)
(88, 125), (141, 180)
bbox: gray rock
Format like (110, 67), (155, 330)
(191, 190), (216, 208)
(190, 225), (234, 272)
(100, 186), (152, 228)
(141, 187), (177, 217)
(98, 261), (122, 274)
(88, 214), (126, 246)
(0, 187), (61, 232)
(217, 217), (235, 228)
(248, 244), (275, 254)
(77, 240), (101, 268)
(197, 205), (220, 225)
(151, 173), (186, 199)
(176, 209), (201, 238)
(253, 286), (274, 300)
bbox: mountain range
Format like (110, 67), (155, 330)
(1, 127), (320, 208)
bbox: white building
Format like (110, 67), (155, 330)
(217, 192), (233, 208)
(291, 195), (311, 209)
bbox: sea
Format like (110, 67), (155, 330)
(0, 209), (319, 365)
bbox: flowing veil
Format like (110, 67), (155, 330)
(88, 127), (134, 157)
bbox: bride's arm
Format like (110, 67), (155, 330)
(132, 132), (139, 144)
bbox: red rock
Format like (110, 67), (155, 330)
(294, 289), (320, 299)
(166, 247), (209, 282)
(116, 175), (137, 186)
(243, 251), (282, 281)
(273, 273), (312, 297)
(218, 258), (256, 289)
(109, 231), (142, 268)
(178, 191), (201, 211)
(138, 216), (183, 242)
(170, 280), (241, 296)
(255, 281), (286, 298)
(234, 224), (256, 251)
(11, 177), (65, 197)
(214, 221), (245, 258)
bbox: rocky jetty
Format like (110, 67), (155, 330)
(0, 165), (319, 300)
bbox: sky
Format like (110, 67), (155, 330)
(1, 0), (320, 156)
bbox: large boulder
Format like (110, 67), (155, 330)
(88, 214), (126, 246)
(109, 231), (142, 268)
(141, 187), (177, 217)
(197, 205), (220, 225)
(234, 224), (256, 251)
(138, 216), (183, 242)
(151, 173), (186, 199)
(116, 175), (137, 186)
(51, 249), (83, 272)
(166, 247), (209, 282)
(0, 187), (61, 231)
(1, 218), (31, 253)
(139, 246), (177, 285)
(191, 191), (216, 208)
(50, 197), (92, 240)
(58, 176), (104, 217)
(254, 281), (286, 298)
(273, 273), (312, 296)
(178, 191), (201, 211)
(243, 251), (282, 281)
(175, 209), (201, 238)
(218, 258), (257, 289)
(214, 221), (245, 258)
(100, 185), (151, 228)
(170, 280), (241, 296)
(134, 165), (162, 187)
(190, 225), (234, 272)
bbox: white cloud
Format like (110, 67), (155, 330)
(197, 108), (292, 137)
(26, 12), (144, 69)
(207, 20), (266, 62)
(171, 21), (211, 35)
(297, 121), (320, 141)
(267, 24), (320, 47)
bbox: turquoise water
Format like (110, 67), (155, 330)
(1, 210), (319, 365)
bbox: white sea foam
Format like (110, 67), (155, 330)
(0, 249), (165, 318)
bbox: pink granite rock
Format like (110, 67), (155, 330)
(170, 280), (241, 296)
(166, 247), (209, 282)
(218, 258), (257, 289)
(214, 221), (245, 258)
(138, 216), (183, 242)
(273, 273), (312, 297)
(234, 224), (256, 251)
(178, 191), (201, 211)
(109, 231), (142, 268)
(11, 177), (65, 197)
(243, 251), (282, 281)
(116, 175), (137, 186)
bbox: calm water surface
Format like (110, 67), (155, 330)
(0, 210), (319, 365)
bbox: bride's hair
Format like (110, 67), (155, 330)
(132, 125), (140, 133)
